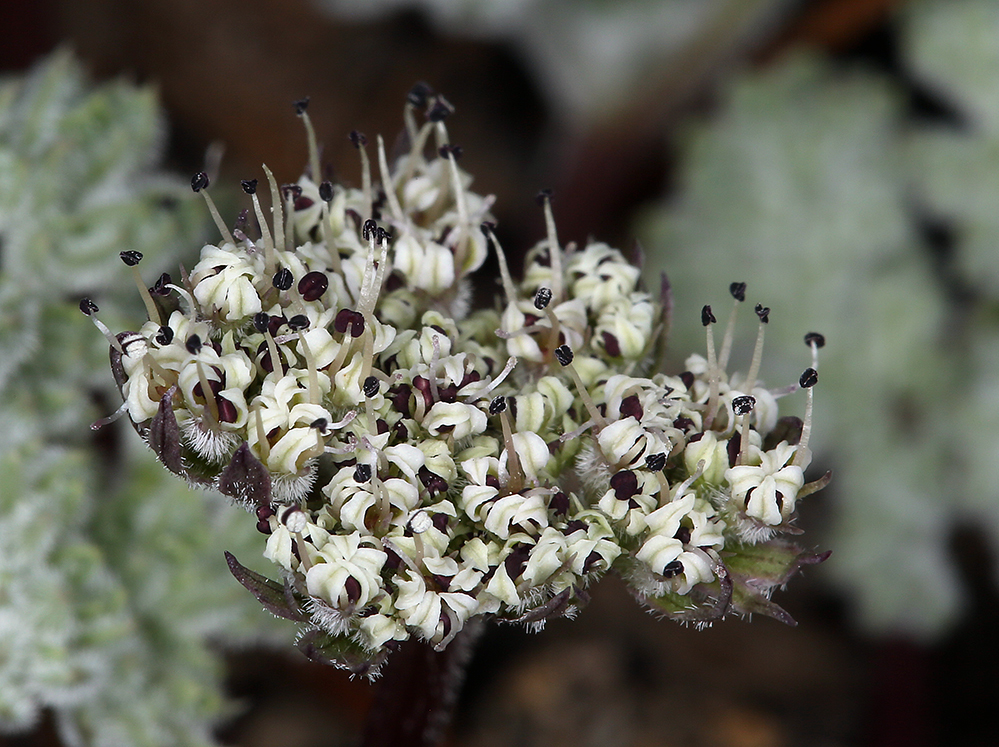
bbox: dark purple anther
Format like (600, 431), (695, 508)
(662, 560), (684, 578)
(288, 315), (309, 331)
(191, 172), (210, 192)
(298, 271), (328, 301)
(732, 395), (756, 415)
(601, 332), (621, 358)
(155, 326), (174, 345)
(151, 272), (172, 296)
(609, 470), (639, 500)
(644, 453), (666, 472)
(407, 82), (433, 108)
(554, 344), (573, 366)
(354, 463), (372, 483)
(534, 287), (552, 310)
(427, 98), (453, 122)
(272, 267), (294, 291)
(334, 308), (365, 338)
(804, 332), (826, 348)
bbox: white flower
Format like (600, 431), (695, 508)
(725, 441), (806, 525)
(423, 401), (487, 440)
(306, 534), (387, 610)
(393, 234), (456, 294)
(190, 243), (262, 322)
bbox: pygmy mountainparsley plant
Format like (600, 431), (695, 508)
(87, 86), (829, 675)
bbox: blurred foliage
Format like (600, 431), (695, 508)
(0, 50), (288, 745)
(315, 0), (741, 122)
(639, 0), (999, 639)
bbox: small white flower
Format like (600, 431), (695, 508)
(423, 401), (487, 440)
(306, 534), (387, 610)
(726, 441), (806, 526)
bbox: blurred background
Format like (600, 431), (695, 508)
(1, 0), (997, 745)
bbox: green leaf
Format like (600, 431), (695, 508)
(224, 551), (308, 622)
(296, 628), (387, 677)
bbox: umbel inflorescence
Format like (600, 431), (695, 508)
(86, 88), (829, 675)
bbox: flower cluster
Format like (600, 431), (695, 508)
(89, 88), (828, 674)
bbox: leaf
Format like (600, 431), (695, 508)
(296, 628), (388, 677)
(218, 442), (271, 508)
(724, 539), (830, 589)
(224, 551), (308, 622)
(638, 563), (733, 625)
(149, 387), (183, 475)
(723, 540), (831, 625)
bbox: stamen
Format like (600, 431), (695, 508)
(243, 178), (276, 275)
(295, 325), (320, 405)
(281, 506), (313, 572)
(558, 419), (597, 443)
(194, 358), (221, 426)
(430, 100), (453, 154)
(443, 144), (468, 230)
(400, 120), (435, 187)
(645, 452), (671, 505)
(804, 331), (825, 370)
(732, 394), (755, 465)
(429, 334), (442, 403)
(674, 459), (706, 499)
(718, 281), (746, 371)
(79, 298), (124, 354)
(538, 190), (563, 303)
(191, 172), (236, 246)
(262, 165), (286, 252)
(794, 368), (817, 466)
(317, 181), (343, 274)
(702, 305), (721, 429)
(349, 131), (372, 221)
(357, 226), (389, 322)
(470, 356), (517, 400)
(553, 344), (606, 428)
(119, 251), (162, 325)
(404, 82), (433, 142)
(482, 222), (517, 306)
(409, 510), (433, 566)
(744, 304), (769, 394)
(493, 398), (522, 493)
(255, 312), (283, 378)
(534, 286), (562, 354)
(376, 134), (404, 222)
(253, 406), (270, 462)
(294, 97), (321, 183)
(90, 400), (129, 430)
